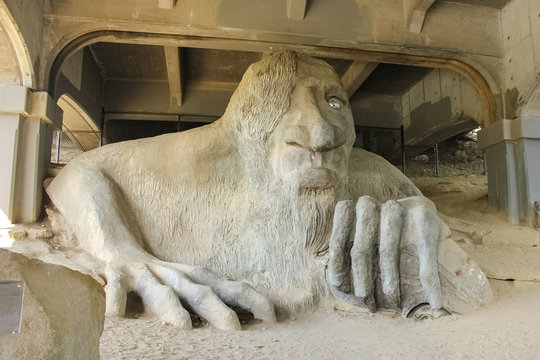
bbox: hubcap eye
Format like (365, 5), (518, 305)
(327, 96), (345, 110)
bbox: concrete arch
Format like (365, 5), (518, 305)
(45, 30), (499, 127)
(0, 3), (34, 87)
(57, 94), (100, 152)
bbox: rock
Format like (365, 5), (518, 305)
(0, 249), (105, 360)
(459, 243), (540, 281)
(481, 226), (539, 247)
(27, 227), (54, 240)
(414, 154), (430, 162)
(7, 229), (26, 240)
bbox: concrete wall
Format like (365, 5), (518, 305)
(500, 0), (540, 118)
(57, 95), (100, 151)
(0, 86), (61, 225)
(0, 25), (20, 84)
(349, 68), (483, 162)
(479, 115), (540, 225)
(55, 48), (103, 129)
(484, 140), (517, 219)
(2, 0), (45, 86)
(351, 68), (484, 144)
(401, 68), (482, 146)
(477, 0), (540, 225)
(351, 93), (401, 129)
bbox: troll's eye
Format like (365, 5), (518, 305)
(327, 96), (345, 110)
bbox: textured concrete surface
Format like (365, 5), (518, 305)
(0, 249), (105, 360)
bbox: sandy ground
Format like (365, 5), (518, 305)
(3, 174), (540, 359)
(99, 279), (540, 360)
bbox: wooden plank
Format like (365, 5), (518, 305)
(157, 0), (175, 10)
(286, 0), (307, 20)
(164, 46), (182, 107)
(408, 0), (436, 34)
(341, 61), (379, 98)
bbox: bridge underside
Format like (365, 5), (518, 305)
(0, 0), (539, 226)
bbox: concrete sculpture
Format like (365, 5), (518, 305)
(47, 51), (492, 330)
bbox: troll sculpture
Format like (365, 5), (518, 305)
(47, 51), (492, 330)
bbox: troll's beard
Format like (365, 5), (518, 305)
(290, 186), (337, 254)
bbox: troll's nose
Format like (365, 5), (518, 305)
(310, 120), (335, 152)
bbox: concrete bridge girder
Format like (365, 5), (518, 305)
(479, 82), (540, 226)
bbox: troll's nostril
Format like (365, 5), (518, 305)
(284, 125), (310, 149)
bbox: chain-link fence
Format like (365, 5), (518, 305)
(102, 119), (210, 145)
(51, 119), (212, 164)
(50, 130), (83, 164)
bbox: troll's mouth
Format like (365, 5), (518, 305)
(298, 168), (336, 190)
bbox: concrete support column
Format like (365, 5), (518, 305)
(0, 85), (62, 226)
(478, 117), (540, 226)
